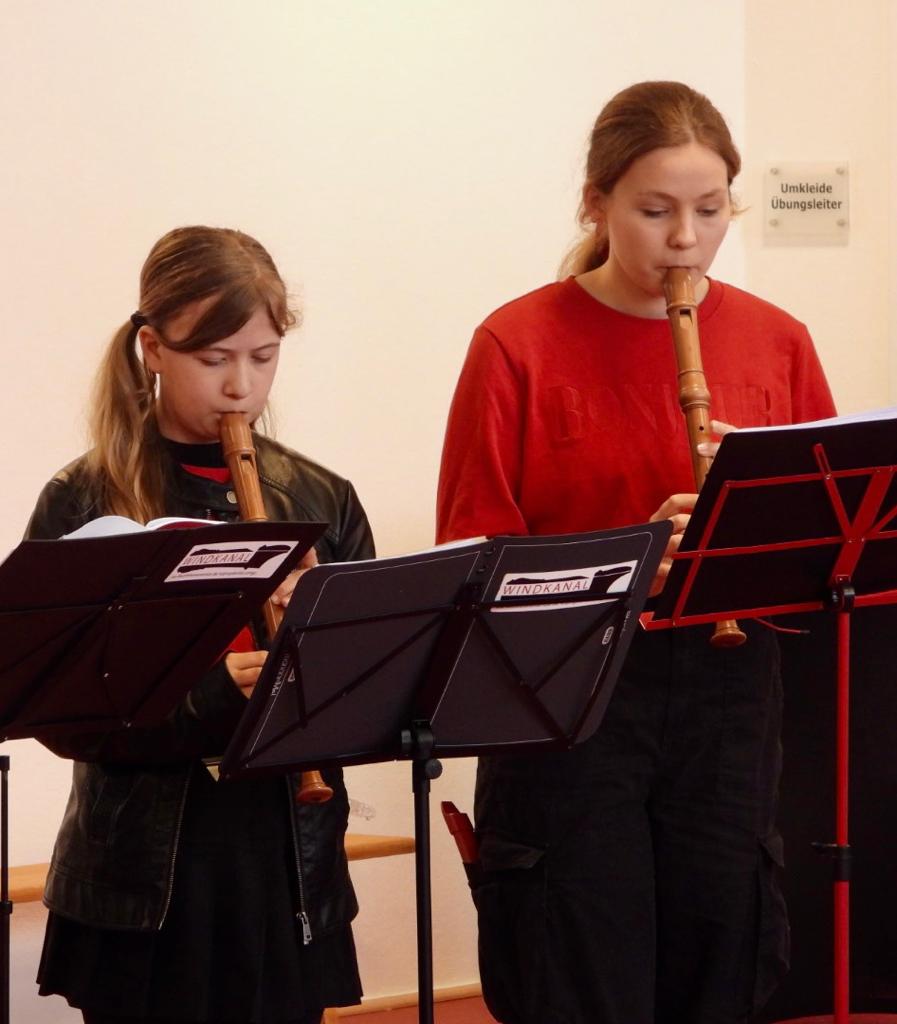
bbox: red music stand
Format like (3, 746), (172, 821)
(643, 409), (897, 1024)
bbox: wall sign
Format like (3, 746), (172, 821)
(763, 162), (849, 245)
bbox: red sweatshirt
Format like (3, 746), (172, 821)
(437, 276), (836, 542)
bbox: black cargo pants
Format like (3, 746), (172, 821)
(473, 622), (788, 1024)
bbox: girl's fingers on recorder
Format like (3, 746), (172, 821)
(697, 420), (738, 459)
(271, 547), (319, 607)
(649, 531), (684, 596)
(225, 650), (268, 698)
(649, 493), (696, 529)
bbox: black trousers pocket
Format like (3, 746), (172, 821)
(750, 832), (791, 1016)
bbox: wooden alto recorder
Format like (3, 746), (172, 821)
(662, 268), (746, 648)
(219, 411), (334, 802)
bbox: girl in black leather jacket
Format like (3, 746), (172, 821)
(25, 226), (374, 1024)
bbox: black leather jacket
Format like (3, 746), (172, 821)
(25, 434), (375, 933)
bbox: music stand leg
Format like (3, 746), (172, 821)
(833, 602), (851, 1024)
(409, 725), (442, 1024)
(0, 755), (10, 1024)
(804, 588), (853, 1024)
(777, 592), (897, 1024)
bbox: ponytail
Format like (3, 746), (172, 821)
(558, 225), (608, 278)
(85, 321), (166, 522)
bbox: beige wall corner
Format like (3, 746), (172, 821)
(743, 0), (893, 413)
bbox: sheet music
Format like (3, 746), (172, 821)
(737, 405), (897, 435)
(64, 515), (218, 539)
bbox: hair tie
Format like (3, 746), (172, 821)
(130, 312), (149, 329)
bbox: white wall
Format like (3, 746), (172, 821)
(743, 0), (893, 414)
(892, 1), (897, 404)
(19, 1), (897, 1017)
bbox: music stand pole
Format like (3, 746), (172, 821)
(774, 586), (897, 1024)
(0, 755), (10, 1024)
(833, 590), (852, 1023)
(407, 724), (442, 1024)
(805, 585), (853, 1024)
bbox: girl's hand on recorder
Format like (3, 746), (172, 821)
(696, 419), (737, 461)
(270, 546), (319, 608)
(648, 493), (697, 596)
(226, 548), (318, 699)
(225, 650), (268, 699)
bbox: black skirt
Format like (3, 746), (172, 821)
(38, 767), (362, 1023)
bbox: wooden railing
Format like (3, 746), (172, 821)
(8, 833), (415, 903)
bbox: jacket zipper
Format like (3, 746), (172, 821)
(157, 766), (192, 930)
(286, 776), (313, 945)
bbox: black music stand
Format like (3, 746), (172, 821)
(643, 408), (897, 1024)
(220, 523), (671, 1024)
(0, 519), (324, 1024)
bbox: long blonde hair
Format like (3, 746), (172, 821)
(560, 81), (741, 277)
(87, 226), (297, 522)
